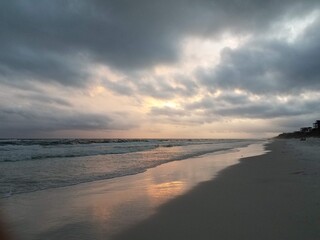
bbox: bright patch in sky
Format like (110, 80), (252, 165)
(273, 10), (320, 42)
(1, 1), (320, 138)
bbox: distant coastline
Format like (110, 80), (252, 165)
(276, 120), (320, 139)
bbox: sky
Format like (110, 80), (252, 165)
(1, 0), (320, 138)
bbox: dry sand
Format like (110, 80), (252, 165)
(114, 139), (320, 240)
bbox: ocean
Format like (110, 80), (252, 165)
(0, 139), (258, 198)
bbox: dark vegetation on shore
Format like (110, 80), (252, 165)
(276, 120), (320, 139)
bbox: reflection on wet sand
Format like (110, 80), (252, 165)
(147, 180), (186, 205)
(88, 143), (266, 239)
(1, 143), (266, 240)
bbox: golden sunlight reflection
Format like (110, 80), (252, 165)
(87, 143), (267, 233)
(146, 181), (186, 205)
(2, 143), (266, 239)
(87, 177), (189, 233)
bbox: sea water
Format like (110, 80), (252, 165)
(0, 139), (257, 197)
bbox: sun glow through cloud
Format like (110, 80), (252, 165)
(272, 10), (320, 42)
(1, 1), (320, 138)
(152, 34), (249, 78)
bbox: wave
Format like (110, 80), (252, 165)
(0, 145), (158, 162)
(0, 139), (260, 198)
(0, 146), (239, 198)
(0, 139), (243, 162)
(0, 138), (152, 146)
(0, 138), (221, 146)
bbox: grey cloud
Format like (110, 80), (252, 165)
(16, 93), (73, 107)
(0, 45), (90, 87)
(2, 0), (320, 136)
(136, 76), (199, 99)
(135, 78), (179, 99)
(187, 92), (250, 111)
(213, 103), (307, 119)
(272, 114), (320, 131)
(217, 92), (249, 105)
(150, 107), (187, 117)
(149, 108), (213, 125)
(200, 16), (320, 94)
(185, 92), (320, 120)
(0, 106), (137, 138)
(186, 97), (216, 111)
(103, 78), (135, 95)
(103, 74), (199, 99)
(1, 0), (319, 88)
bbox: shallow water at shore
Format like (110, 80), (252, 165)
(0, 139), (257, 197)
(114, 139), (320, 240)
(1, 142), (266, 240)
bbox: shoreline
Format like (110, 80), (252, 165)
(114, 139), (320, 240)
(1, 142), (266, 240)
(0, 139), (258, 198)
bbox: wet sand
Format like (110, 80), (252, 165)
(1, 143), (265, 240)
(114, 139), (320, 240)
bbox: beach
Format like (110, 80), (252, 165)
(1, 141), (263, 240)
(3, 1), (320, 239)
(1, 139), (320, 239)
(114, 139), (320, 240)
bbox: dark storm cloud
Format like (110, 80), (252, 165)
(184, 93), (320, 120)
(187, 92), (250, 111)
(1, 0), (320, 136)
(1, 0), (319, 87)
(200, 15), (320, 94)
(273, 115), (320, 131)
(0, 45), (90, 87)
(214, 103), (307, 119)
(0, 105), (136, 137)
(16, 93), (73, 107)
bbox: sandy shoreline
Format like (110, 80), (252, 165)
(1, 142), (265, 240)
(114, 139), (320, 240)
(1, 139), (319, 240)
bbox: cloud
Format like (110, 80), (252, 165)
(1, 0), (319, 87)
(150, 106), (187, 117)
(183, 89), (320, 122)
(0, 45), (91, 87)
(0, 105), (137, 138)
(136, 75), (200, 99)
(1, 1), (320, 137)
(16, 93), (73, 107)
(200, 14), (320, 95)
(102, 72), (200, 100)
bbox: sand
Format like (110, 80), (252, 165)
(1, 139), (319, 240)
(0, 143), (265, 240)
(114, 139), (320, 240)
